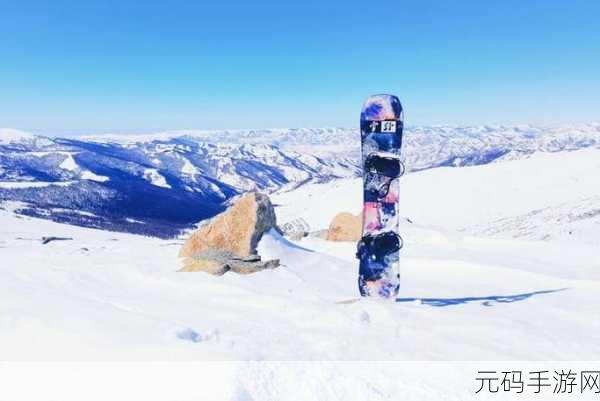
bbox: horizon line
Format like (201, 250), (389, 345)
(3, 121), (600, 138)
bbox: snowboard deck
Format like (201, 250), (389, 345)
(357, 94), (404, 299)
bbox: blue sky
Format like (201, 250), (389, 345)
(1, 0), (598, 133)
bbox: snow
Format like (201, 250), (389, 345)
(0, 128), (37, 143)
(56, 153), (110, 182)
(0, 181), (76, 189)
(401, 148), (600, 230)
(275, 178), (361, 231)
(180, 157), (198, 177)
(51, 207), (98, 217)
(28, 151), (71, 157)
(143, 168), (171, 189)
(59, 153), (78, 171)
(1, 146), (599, 398)
(467, 196), (600, 245)
(80, 170), (110, 182)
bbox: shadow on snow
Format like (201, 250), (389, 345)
(395, 288), (568, 307)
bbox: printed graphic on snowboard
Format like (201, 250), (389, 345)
(357, 94), (404, 298)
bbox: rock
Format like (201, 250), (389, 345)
(179, 192), (280, 274)
(180, 249), (279, 275)
(179, 191), (277, 259)
(326, 212), (362, 242)
(229, 258), (280, 274)
(180, 258), (230, 275)
(242, 254), (261, 262)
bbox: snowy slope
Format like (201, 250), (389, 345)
(1, 147), (599, 363)
(401, 148), (600, 235)
(467, 196), (600, 245)
(1, 205), (598, 362)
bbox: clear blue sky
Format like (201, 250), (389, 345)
(1, 0), (598, 134)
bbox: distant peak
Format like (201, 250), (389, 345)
(0, 128), (37, 143)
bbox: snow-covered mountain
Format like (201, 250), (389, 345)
(403, 123), (600, 170)
(84, 123), (600, 170)
(0, 130), (357, 237)
(1, 123), (599, 237)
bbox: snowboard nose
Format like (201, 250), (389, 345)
(360, 94), (403, 121)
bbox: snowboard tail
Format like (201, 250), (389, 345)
(358, 94), (404, 298)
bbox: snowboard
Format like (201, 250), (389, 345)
(357, 94), (404, 298)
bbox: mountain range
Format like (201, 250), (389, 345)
(1, 123), (599, 237)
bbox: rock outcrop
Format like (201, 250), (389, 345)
(326, 212), (362, 242)
(179, 192), (280, 274)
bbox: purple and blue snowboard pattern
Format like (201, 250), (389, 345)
(357, 94), (404, 298)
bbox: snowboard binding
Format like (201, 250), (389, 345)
(356, 231), (403, 261)
(356, 232), (403, 297)
(365, 154), (404, 178)
(364, 154), (405, 201)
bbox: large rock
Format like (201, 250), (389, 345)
(180, 191), (277, 258)
(326, 212), (362, 242)
(179, 191), (280, 274)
